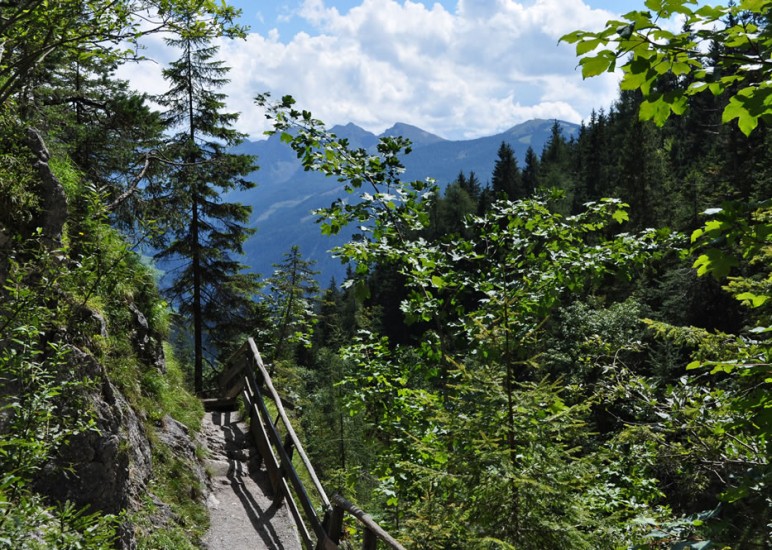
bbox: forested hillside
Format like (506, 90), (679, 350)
(0, 0), (770, 549)
(255, 2), (771, 547)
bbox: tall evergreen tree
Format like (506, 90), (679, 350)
(541, 120), (568, 165)
(264, 245), (319, 363)
(491, 141), (525, 200)
(426, 181), (477, 241)
(466, 171), (482, 199)
(538, 120), (574, 212)
(522, 146), (540, 196)
(151, 7), (258, 394)
(613, 93), (668, 230)
(572, 109), (612, 212)
(456, 169), (482, 200)
(40, 54), (166, 225)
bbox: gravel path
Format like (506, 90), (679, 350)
(201, 410), (302, 550)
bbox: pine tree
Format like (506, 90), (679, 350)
(151, 8), (258, 394)
(265, 246), (320, 363)
(522, 146), (540, 196)
(541, 120), (568, 165)
(614, 102), (667, 230)
(455, 169), (482, 200)
(572, 110), (611, 212)
(42, 55), (166, 225)
(491, 141), (525, 200)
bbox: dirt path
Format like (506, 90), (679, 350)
(201, 410), (302, 550)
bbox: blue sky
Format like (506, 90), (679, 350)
(120, 0), (665, 140)
(234, 1), (647, 38)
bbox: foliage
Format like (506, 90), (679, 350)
(0, 110), (38, 235)
(561, 0), (772, 136)
(491, 141), (526, 201)
(564, 1), (772, 545)
(0, 239), (119, 547)
(0, 0), (245, 107)
(0, 125), (205, 549)
(0, 1), (252, 547)
(135, 439), (209, 548)
(140, 343), (204, 431)
(0, 490), (120, 550)
(257, 95), (689, 546)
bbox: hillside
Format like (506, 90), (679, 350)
(231, 119), (579, 282)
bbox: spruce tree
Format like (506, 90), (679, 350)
(460, 170), (482, 200)
(541, 120), (568, 165)
(491, 141), (525, 200)
(151, 8), (258, 394)
(572, 110), (611, 212)
(538, 120), (573, 205)
(522, 146), (540, 196)
(265, 245), (319, 363)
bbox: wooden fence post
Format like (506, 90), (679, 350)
(363, 528), (378, 550)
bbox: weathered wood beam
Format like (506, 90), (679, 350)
(331, 494), (406, 550)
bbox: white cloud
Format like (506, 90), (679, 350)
(121, 0), (623, 140)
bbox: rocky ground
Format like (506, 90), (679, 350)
(201, 410), (301, 550)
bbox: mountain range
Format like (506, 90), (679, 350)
(230, 118), (580, 284)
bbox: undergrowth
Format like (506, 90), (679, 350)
(1, 143), (208, 548)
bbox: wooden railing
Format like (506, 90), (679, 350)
(219, 337), (406, 550)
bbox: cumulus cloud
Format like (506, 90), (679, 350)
(120, 0), (622, 140)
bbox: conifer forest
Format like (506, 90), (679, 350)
(0, 0), (770, 548)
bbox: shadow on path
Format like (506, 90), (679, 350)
(207, 411), (298, 550)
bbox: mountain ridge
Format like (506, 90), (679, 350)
(232, 118), (579, 282)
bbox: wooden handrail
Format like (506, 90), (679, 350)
(331, 494), (407, 550)
(247, 338), (331, 510)
(220, 338), (405, 550)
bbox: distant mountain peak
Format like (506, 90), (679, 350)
(330, 122), (367, 133)
(499, 119), (578, 147)
(380, 123), (446, 147)
(328, 122), (378, 149)
(234, 118), (580, 283)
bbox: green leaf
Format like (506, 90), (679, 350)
(708, 82), (725, 96)
(560, 30), (585, 44)
(671, 61), (691, 76)
(580, 51), (616, 78)
(740, 0), (767, 11)
(612, 209), (629, 224)
(735, 292), (769, 308)
(687, 81), (709, 94)
(723, 96), (759, 136)
(576, 38), (602, 55)
(431, 275), (446, 289)
(644, 0), (664, 11)
(686, 360), (702, 370)
(692, 249), (739, 279)
(639, 95), (672, 126)
(621, 66), (654, 91)
(669, 93), (688, 115)
(695, 5), (725, 18)
(710, 362), (738, 374)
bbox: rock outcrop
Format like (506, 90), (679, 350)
(35, 347), (152, 516)
(25, 127), (68, 248)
